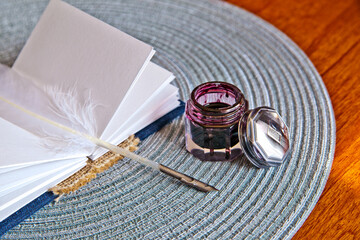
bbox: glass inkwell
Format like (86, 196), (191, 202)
(185, 82), (247, 161)
(185, 82), (290, 168)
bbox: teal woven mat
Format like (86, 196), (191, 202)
(0, 0), (335, 239)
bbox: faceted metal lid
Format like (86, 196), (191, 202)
(238, 107), (290, 168)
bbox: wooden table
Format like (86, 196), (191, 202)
(226, 0), (360, 239)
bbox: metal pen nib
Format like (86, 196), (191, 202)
(159, 164), (218, 192)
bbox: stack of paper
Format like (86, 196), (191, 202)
(0, 0), (180, 221)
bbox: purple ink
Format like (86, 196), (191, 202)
(185, 82), (248, 161)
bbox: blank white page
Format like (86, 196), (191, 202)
(0, 157), (86, 197)
(114, 85), (180, 143)
(0, 117), (87, 168)
(0, 161), (86, 222)
(13, 0), (154, 137)
(101, 62), (175, 141)
(91, 85), (179, 159)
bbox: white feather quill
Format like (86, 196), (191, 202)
(0, 94), (217, 192)
(41, 85), (99, 154)
(0, 64), (216, 192)
(45, 85), (98, 136)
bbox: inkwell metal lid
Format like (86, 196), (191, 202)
(238, 107), (290, 168)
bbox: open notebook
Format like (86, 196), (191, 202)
(0, 0), (180, 222)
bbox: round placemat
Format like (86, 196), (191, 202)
(0, 0), (335, 239)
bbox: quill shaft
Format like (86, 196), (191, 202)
(0, 96), (218, 192)
(88, 136), (159, 170)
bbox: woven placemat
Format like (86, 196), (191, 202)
(0, 0), (335, 239)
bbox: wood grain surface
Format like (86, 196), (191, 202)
(226, 0), (360, 239)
